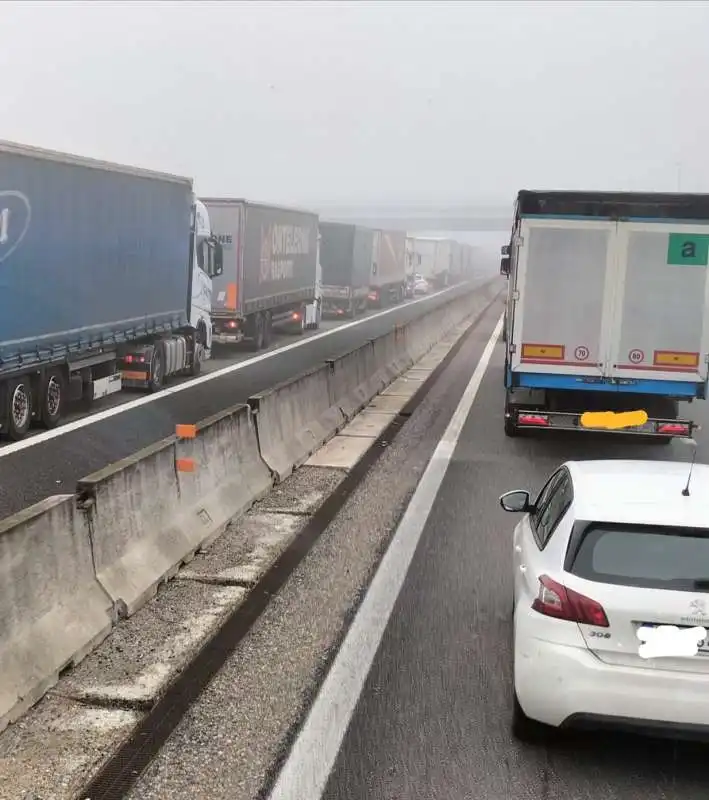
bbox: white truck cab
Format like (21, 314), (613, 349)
(190, 197), (221, 354)
(304, 231), (322, 330)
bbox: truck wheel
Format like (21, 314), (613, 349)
(250, 313), (265, 351)
(40, 370), (64, 429)
(6, 377), (32, 440)
(262, 312), (273, 347)
(148, 343), (165, 392)
(190, 343), (204, 377)
(504, 416), (518, 437)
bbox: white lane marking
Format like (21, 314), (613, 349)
(267, 311), (504, 800)
(0, 283), (483, 459)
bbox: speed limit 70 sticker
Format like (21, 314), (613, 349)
(574, 345), (589, 361)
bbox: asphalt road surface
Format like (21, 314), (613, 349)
(319, 320), (709, 799)
(0, 280), (488, 519)
(122, 294), (709, 800)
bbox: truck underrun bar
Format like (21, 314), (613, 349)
(509, 409), (696, 438)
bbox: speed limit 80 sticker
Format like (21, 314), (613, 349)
(628, 349), (645, 364)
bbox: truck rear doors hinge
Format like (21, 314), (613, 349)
(511, 290), (520, 301)
(513, 234), (524, 248)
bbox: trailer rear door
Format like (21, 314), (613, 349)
(608, 222), (709, 384)
(511, 219), (615, 376)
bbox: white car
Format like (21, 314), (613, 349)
(413, 276), (430, 295)
(500, 458), (709, 743)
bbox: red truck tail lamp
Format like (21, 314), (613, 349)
(517, 413), (550, 427)
(656, 422), (690, 436)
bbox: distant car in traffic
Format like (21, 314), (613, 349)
(500, 458), (709, 743)
(413, 275), (430, 295)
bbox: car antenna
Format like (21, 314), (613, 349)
(680, 436), (699, 496)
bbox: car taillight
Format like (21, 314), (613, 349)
(532, 575), (609, 627)
(657, 422), (689, 436)
(368, 292), (378, 301)
(518, 413), (550, 427)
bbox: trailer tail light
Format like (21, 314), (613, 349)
(368, 291), (379, 301)
(225, 320), (238, 329)
(292, 311), (301, 321)
(517, 413), (550, 427)
(123, 354), (146, 364)
(337, 308), (345, 315)
(532, 575), (609, 627)
(657, 422), (690, 436)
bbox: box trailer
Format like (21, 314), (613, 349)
(368, 229), (407, 308)
(0, 140), (222, 440)
(503, 189), (709, 440)
(203, 199), (320, 349)
(319, 221), (373, 318)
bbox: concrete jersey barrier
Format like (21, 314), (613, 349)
(77, 403), (271, 618)
(249, 363), (345, 482)
(0, 495), (113, 733)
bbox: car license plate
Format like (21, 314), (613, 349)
(640, 622), (709, 654)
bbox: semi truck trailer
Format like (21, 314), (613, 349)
(203, 198), (320, 349)
(0, 140), (223, 441)
(503, 189), (709, 440)
(368, 229), (407, 308)
(319, 221), (373, 318)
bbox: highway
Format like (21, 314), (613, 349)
(122, 294), (708, 800)
(0, 282), (484, 520)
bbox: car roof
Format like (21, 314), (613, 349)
(564, 460), (709, 529)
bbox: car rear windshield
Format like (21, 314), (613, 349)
(568, 523), (709, 591)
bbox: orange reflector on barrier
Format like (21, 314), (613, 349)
(175, 424), (197, 439)
(521, 343), (564, 360)
(653, 350), (699, 368)
(175, 458), (196, 472)
(580, 410), (648, 430)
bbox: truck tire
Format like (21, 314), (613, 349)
(250, 313), (265, 351)
(40, 369), (64, 429)
(504, 416), (518, 438)
(5, 377), (32, 441)
(148, 343), (165, 392)
(190, 343), (204, 377)
(262, 312), (273, 347)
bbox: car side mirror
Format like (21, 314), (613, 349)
(499, 489), (532, 513)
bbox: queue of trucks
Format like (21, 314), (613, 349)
(0, 139), (478, 440)
(501, 189), (709, 441)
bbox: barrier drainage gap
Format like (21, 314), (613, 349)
(78, 294), (500, 800)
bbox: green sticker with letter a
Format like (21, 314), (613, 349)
(667, 233), (709, 267)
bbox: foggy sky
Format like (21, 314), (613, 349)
(2, 0), (708, 208)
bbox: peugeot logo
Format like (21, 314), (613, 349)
(689, 598), (706, 615)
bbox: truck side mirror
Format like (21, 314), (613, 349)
(500, 256), (510, 276)
(212, 239), (224, 277)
